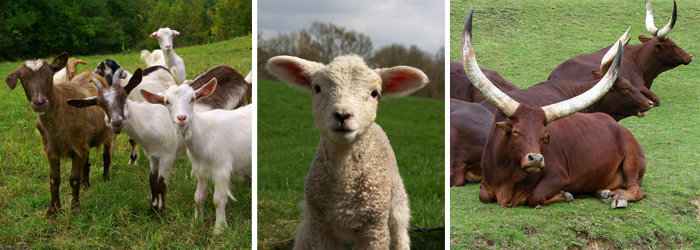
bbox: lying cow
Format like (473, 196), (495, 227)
(449, 99), (493, 186)
(462, 6), (646, 209)
(450, 62), (519, 103)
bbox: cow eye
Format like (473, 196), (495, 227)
(371, 90), (379, 98)
(314, 85), (321, 93)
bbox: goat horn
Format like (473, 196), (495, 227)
(600, 27), (630, 74)
(461, 5), (519, 117)
(90, 78), (104, 89)
(646, 0), (676, 41)
(541, 41), (623, 124)
(112, 68), (124, 86)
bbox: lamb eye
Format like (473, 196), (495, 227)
(371, 90), (379, 98)
(314, 85), (321, 93)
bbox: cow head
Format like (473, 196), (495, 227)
(68, 69), (143, 134)
(4, 53), (68, 115)
(462, 6), (622, 173)
(590, 71), (653, 121)
(641, 0), (692, 68)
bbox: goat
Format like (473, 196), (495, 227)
(4, 52), (114, 217)
(266, 54), (428, 249)
(53, 58), (87, 84)
(141, 79), (252, 234)
(140, 27), (186, 84)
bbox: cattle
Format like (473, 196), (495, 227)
(450, 62), (519, 102)
(450, 99), (492, 186)
(462, 6), (646, 209)
(548, 0), (692, 106)
(476, 27), (653, 122)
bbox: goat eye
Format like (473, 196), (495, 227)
(164, 101), (169, 105)
(314, 85), (321, 93)
(371, 90), (379, 98)
(190, 98), (195, 102)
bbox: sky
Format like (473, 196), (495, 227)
(257, 0), (445, 53)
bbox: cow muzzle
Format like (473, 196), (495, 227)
(521, 153), (544, 173)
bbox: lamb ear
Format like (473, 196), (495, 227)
(141, 89), (165, 104)
(265, 56), (324, 90)
(150, 32), (158, 38)
(50, 52), (69, 73)
(375, 66), (429, 97)
(195, 78), (217, 100)
(125, 68), (143, 94)
(67, 97), (98, 108)
(4, 68), (21, 90)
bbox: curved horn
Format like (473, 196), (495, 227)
(90, 78), (104, 89)
(646, 0), (676, 40)
(112, 68), (124, 86)
(600, 27), (631, 73)
(461, 6), (519, 117)
(542, 41), (623, 124)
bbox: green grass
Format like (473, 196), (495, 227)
(451, 0), (700, 249)
(257, 79), (445, 249)
(0, 36), (252, 249)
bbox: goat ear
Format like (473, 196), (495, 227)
(195, 78), (217, 100)
(150, 32), (158, 38)
(141, 89), (165, 105)
(265, 56), (324, 90)
(172, 30), (180, 36)
(375, 66), (429, 98)
(67, 97), (98, 108)
(4, 68), (21, 90)
(76, 60), (87, 65)
(50, 52), (69, 73)
(125, 68), (143, 94)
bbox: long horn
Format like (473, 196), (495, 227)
(542, 41), (623, 124)
(461, 5), (519, 117)
(646, 0), (676, 40)
(112, 68), (124, 86)
(90, 78), (104, 89)
(600, 27), (631, 73)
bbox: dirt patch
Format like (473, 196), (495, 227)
(581, 239), (617, 250)
(692, 197), (700, 222)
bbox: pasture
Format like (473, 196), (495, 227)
(0, 36), (252, 249)
(450, 0), (700, 249)
(257, 79), (445, 249)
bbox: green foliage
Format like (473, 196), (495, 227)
(450, 0), (700, 248)
(0, 0), (252, 61)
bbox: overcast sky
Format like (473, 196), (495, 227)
(257, 0), (445, 53)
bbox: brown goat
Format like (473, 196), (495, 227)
(4, 52), (114, 217)
(53, 58), (88, 84)
(186, 66), (252, 109)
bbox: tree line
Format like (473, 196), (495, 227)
(258, 22), (445, 99)
(0, 0), (251, 61)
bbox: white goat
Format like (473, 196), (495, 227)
(140, 27), (186, 84)
(266, 54), (428, 249)
(141, 78), (252, 234)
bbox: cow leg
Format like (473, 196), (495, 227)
(129, 137), (140, 166)
(81, 154), (91, 188)
(450, 162), (467, 186)
(102, 141), (112, 181)
(70, 154), (88, 210)
(529, 176), (569, 208)
(540, 191), (574, 207)
(47, 154), (61, 217)
(465, 169), (483, 183)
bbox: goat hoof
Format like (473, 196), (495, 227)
(46, 205), (60, 218)
(103, 173), (110, 181)
(130, 153), (139, 166)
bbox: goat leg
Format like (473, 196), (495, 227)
(81, 154), (90, 188)
(129, 138), (140, 166)
(70, 155), (87, 211)
(46, 155), (61, 218)
(102, 141), (112, 181)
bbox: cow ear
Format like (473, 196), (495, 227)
(653, 43), (663, 53)
(4, 68), (21, 90)
(50, 52), (69, 73)
(195, 78), (217, 101)
(542, 133), (551, 145)
(638, 35), (651, 43)
(375, 66), (429, 98)
(141, 89), (165, 105)
(590, 70), (603, 80)
(67, 97), (98, 108)
(495, 121), (512, 135)
(266, 56), (324, 90)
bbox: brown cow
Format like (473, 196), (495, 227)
(548, 0), (692, 106)
(450, 99), (492, 186)
(450, 62), (519, 102)
(463, 6), (646, 209)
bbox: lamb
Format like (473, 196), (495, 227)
(141, 79), (252, 234)
(4, 52), (114, 217)
(265, 54), (428, 249)
(53, 58), (87, 84)
(140, 27), (186, 84)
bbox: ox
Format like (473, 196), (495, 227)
(450, 99), (492, 186)
(463, 6), (646, 209)
(549, 0), (692, 106)
(450, 62), (519, 103)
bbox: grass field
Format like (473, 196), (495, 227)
(257, 79), (445, 249)
(450, 0), (700, 249)
(0, 36), (253, 249)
